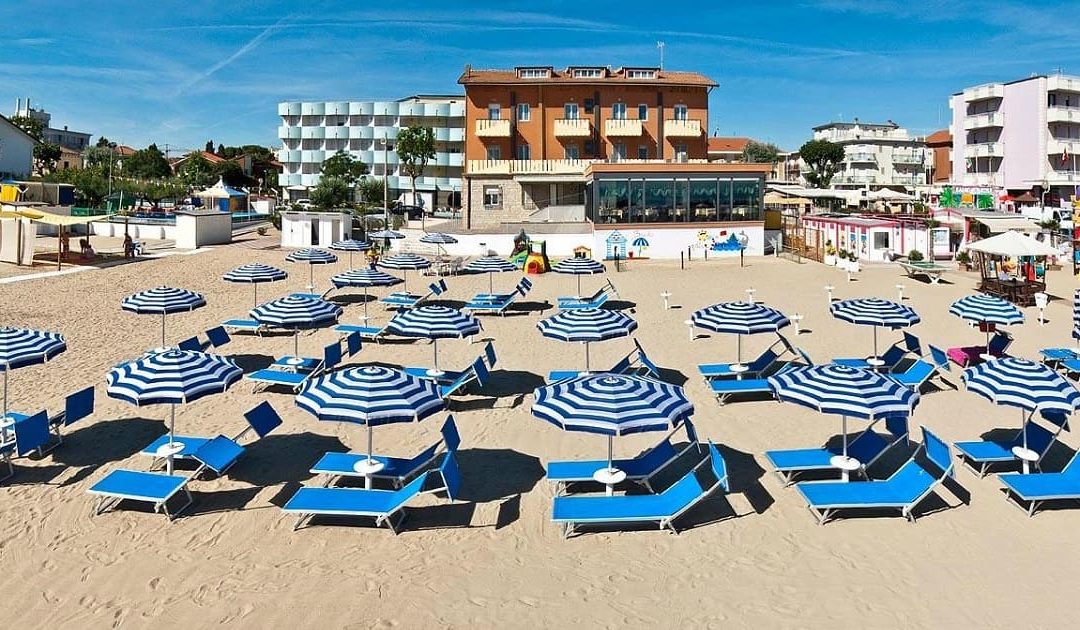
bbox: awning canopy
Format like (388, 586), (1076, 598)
(0, 208), (113, 226)
(972, 217), (1039, 233)
(963, 229), (1060, 257)
(195, 177), (246, 198)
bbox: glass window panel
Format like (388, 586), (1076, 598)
(717, 178), (732, 221)
(597, 179), (629, 224)
(689, 179), (717, 222)
(732, 179), (760, 220)
(643, 179), (673, 223)
(673, 179), (689, 222)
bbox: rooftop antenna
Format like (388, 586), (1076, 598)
(657, 41), (665, 70)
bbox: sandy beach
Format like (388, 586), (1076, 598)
(2, 234), (1078, 628)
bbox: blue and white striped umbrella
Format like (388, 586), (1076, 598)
(121, 287), (207, 347)
(0, 327), (66, 421)
(768, 364), (919, 466)
(963, 358), (1080, 457)
(296, 365), (445, 486)
(949, 294), (1024, 351)
(331, 267), (403, 321)
(369, 229), (405, 240)
(465, 256), (517, 293)
(379, 252), (431, 292)
(388, 306), (481, 373)
(551, 257), (606, 295)
(223, 263), (288, 308)
(1073, 289), (1080, 341)
(537, 309), (638, 371)
(419, 232), (458, 245)
(692, 302), (790, 366)
(250, 296), (343, 357)
(107, 349), (242, 472)
(286, 248), (338, 293)
(330, 239), (372, 266)
(830, 298), (920, 363)
(532, 373), (693, 490)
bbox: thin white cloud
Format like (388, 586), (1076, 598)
(13, 37), (53, 46)
(176, 14), (292, 92)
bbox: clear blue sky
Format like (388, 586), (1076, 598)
(3, 0), (1078, 153)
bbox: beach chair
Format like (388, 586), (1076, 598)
(177, 336), (203, 351)
(335, 322), (390, 343)
(290, 288), (332, 300)
(405, 341), (494, 384)
(549, 339), (660, 382)
(441, 358), (489, 399)
(710, 363), (799, 405)
(954, 413), (1064, 477)
(699, 347), (780, 381)
(833, 332), (921, 370)
(765, 415), (909, 485)
(947, 330), (1012, 368)
(999, 449), (1080, 516)
(222, 318), (267, 336)
(344, 330), (362, 357)
(3, 386), (96, 456)
(283, 450), (462, 533)
(550, 441), (729, 537)
(0, 411), (51, 483)
(1041, 347), (1079, 371)
(794, 427), (955, 525)
(205, 326), (231, 349)
(546, 420), (700, 494)
(899, 260), (949, 284)
(311, 416), (460, 488)
(139, 401), (284, 475)
(246, 342), (341, 391)
(887, 346), (951, 391)
(465, 278), (533, 316)
(382, 279), (447, 310)
(557, 280), (618, 311)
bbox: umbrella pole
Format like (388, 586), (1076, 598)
(366, 423), (375, 489)
(577, 274), (582, 297)
(362, 287), (370, 321)
(308, 264), (314, 292)
(166, 404), (176, 475)
(403, 270), (408, 293)
(737, 335), (743, 364)
(161, 312), (166, 347)
(585, 342), (591, 372)
(489, 271), (494, 295)
(606, 434), (615, 496)
(433, 338), (439, 372)
(873, 326), (879, 360)
(294, 330), (300, 358)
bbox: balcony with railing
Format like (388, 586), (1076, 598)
(1048, 138), (1080, 155)
(663, 119), (702, 137)
(605, 119), (643, 137)
(1046, 170), (1080, 183)
(963, 83), (1004, 101)
(467, 159), (588, 176)
(963, 112), (1005, 130)
(832, 174), (881, 185)
(963, 142), (1003, 158)
(278, 125), (302, 140)
(891, 174), (922, 185)
(845, 152), (877, 163)
(1048, 75), (1080, 93)
(891, 151), (924, 165)
(554, 118), (592, 137)
(475, 119), (511, 138)
(1047, 106), (1080, 124)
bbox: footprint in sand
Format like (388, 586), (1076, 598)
(148, 576), (161, 591)
(468, 596), (488, 607)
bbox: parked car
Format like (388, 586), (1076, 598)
(295, 199), (314, 209)
(390, 204), (425, 220)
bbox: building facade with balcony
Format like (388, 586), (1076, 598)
(949, 73), (1080, 203)
(458, 65), (720, 227)
(276, 95), (464, 205)
(810, 120), (928, 192)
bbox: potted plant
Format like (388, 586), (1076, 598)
(956, 250), (971, 271)
(824, 240), (837, 266)
(847, 250), (861, 273)
(907, 249), (924, 263)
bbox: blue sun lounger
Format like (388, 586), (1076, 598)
(999, 449), (1080, 516)
(549, 339), (661, 382)
(887, 346), (950, 391)
(222, 318), (267, 335)
(954, 412), (1064, 477)
(335, 322), (390, 343)
(546, 420), (700, 494)
(470, 277), (533, 304)
(795, 427), (955, 525)
(551, 442), (729, 537)
(557, 280), (618, 311)
(699, 347), (780, 381)
(465, 278), (533, 316)
(139, 401), (284, 475)
(284, 450), (462, 532)
(765, 415), (909, 485)
(311, 416), (460, 488)
(382, 279), (447, 310)
(405, 341), (496, 384)
(833, 332), (921, 370)
(442, 359), (490, 399)
(1, 411), (52, 483)
(1039, 347), (1079, 366)
(246, 342), (341, 391)
(710, 362), (801, 405)
(178, 327), (232, 352)
(3, 386), (95, 456)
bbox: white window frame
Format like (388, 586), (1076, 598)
(627, 69), (656, 79)
(564, 103), (579, 120)
(674, 143), (688, 162)
(673, 104), (688, 121)
(572, 68), (603, 78)
(612, 102), (627, 120)
(483, 185), (502, 207)
(518, 68), (550, 79)
(488, 104), (501, 120)
(516, 103), (530, 122)
(638, 104), (648, 121)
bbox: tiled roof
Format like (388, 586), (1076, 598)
(708, 137), (751, 153)
(926, 129), (951, 145)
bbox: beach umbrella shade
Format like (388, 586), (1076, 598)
(420, 232), (458, 257)
(691, 301), (790, 369)
(532, 373), (693, 494)
(330, 239), (372, 266)
(830, 298), (920, 365)
(121, 286), (207, 348)
(285, 248), (338, 291)
(387, 305), (481, 375)
(330, 267), (403, 321)
(378, 252), (431, 292)
(949, 294), (1024, 355)
(768, 364), (919, 479)
(106, 349), (242, 473)
(551, 257), (606, 296)
(963, 358), (1080, 472)
(250, 296), (343, 359)
(1073, 289), (1080, 343)
(222, 263), (288, 308)
(537, 309), (638, 371)
(465, 256), (517, 294)
(368, 229), (405, 240)
(295, 365), (445, 487)
(0, 327), (66, 429)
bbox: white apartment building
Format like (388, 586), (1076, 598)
(277, 95), (465, 205)
(949, 74), (1080, 203)
(811, 120), (928, 191)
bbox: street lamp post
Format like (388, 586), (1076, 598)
(381, 135), (391, 250)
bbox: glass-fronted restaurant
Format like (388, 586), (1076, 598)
(584, 163), (769, 225)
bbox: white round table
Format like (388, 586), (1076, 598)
(979, 353), (996, 362)
(155, 441), (186, 475)
(285, 357), (305, 366)
(353, 458), (386, 489)
(426, 369), (446, 378)
(593, 467), (627, 496)
(830, 455), (862, 482)
(1012, 446), (1039, 474)
(866, 357), (886, 368)
(730, 364), (749, 374)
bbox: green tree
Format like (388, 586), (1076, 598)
(217, 143), (226, 156)
(9, 115), (43, 140)
(213, 160), (245, 186)
(83, 144), (115, 169)
(798, 139), (846, 188)
(205, 139), (215, 153)
(123, 144), (172, 179)
(356, 176), (386, 207)
(132, 178), (187, 209)
(96, 136), (112, 148)
(309, 176), (349, 209)
(33, 143), (62, 175)
(50, 167), (109, 207)
(321, 150), (368, 185)
(742, 140), (779, 164)
(176, 153), (216, 187)
(395, 126), (436, 227)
